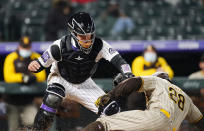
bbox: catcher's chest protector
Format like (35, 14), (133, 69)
(58, 35), (103, 84)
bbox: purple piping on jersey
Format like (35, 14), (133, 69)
(40, 103), (56, 113)
(71, 44), (78, 51)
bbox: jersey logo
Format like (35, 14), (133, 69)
(109, 48), (116, 54)
(75, 56), (84, 60)
(41, 51), (50, 63)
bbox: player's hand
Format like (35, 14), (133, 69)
(113, 73), (134, 87)
(28, 60), (40, 72)
(95, 95), (120, 116)
(95, 94), (111, 108)
(99, 101), (120, 116)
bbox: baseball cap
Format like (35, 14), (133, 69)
(19, 36), (31, 48)
(144, 45), (157, 52)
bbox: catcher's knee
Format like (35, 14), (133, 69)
(82, 121), (105, 131)
(33, 83), (65, 130)
(42, 83), (65, 113)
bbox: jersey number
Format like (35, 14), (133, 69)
(168, 87), (185, 111)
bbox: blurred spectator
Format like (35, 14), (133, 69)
(187, 54), (204, 130)
(3, 36), (46, 131)
(132, 45), (174, 79)
(44, 0), (74, 41)
(189, 54), (204, 79)
(99, 0), (134, 39)
(0, 97), (7, 131)
(189, 54), (204, 97)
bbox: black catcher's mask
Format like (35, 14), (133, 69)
(68, 12), (95, 54)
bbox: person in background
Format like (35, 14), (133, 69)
(44, 0), (74, 41)
(97, 0), (134, 39)
(188, 54), (204, 114)
(189, 54), (204, 79)
(0, 97), (7, 131)
(3, 36), (46, 131)
(132, 44), (174, 79)
(109, 1), (134, 38)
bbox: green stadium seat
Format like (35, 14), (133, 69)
(11, 1), (26, 11)
(179, 0), (200, 8)
(129, 27), (147, 40)
(191, 16), (204, 26)
(163, 17), (180, 27)
(149, 26), (177, 40)
(154, 0), (171, 9)
(144, 8), (162, 18)
(29, 26), (44, 41)
(181, 26), (202, 40)
(134, 17), (151, 27)
(95, 17), (117, 37)
(173, 9), (189, 17)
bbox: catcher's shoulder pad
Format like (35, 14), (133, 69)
(50, 45), (61, 61)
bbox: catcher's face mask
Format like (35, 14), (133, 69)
(76, 33), (94, 49)
(68, 12), (95, 54)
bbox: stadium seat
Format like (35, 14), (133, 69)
(11, 1), (27, 11)
(181, 26), (202, 40)
(154, 0), (171, 9)
(144, 8), (162, 18)
(173, 8), (189, 17)
(129, 27), (147, 40)
(178, 0), (200, 8)
(134, 17), (152, 27)
(163, 17), (180, 27)
(191, 16), (204, 26)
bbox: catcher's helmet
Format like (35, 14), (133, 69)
(68, 12), (95, 54)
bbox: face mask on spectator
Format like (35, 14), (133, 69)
(144, 52), (157, 63)
(19, 49), (31, 58)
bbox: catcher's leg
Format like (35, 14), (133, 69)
(33, 83), (65, 130)
(82, 121), (105, 131)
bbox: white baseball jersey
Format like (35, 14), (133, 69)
(38, 37), (119, 113)
(97, 76), (203, 130)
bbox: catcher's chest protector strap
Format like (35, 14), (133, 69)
(60, 35), (72, 53)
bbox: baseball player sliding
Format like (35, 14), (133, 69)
(28, 12), (133, 130)
(82, 72), (204, 131)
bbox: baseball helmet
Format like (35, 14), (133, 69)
(152, 71), (171, 82)
(67, 12), (95, 54)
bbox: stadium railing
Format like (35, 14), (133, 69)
(0, 77), (203, 94)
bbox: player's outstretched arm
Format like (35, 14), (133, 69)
(29, 42), (61, 73)
(109, 77), (143, 100)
